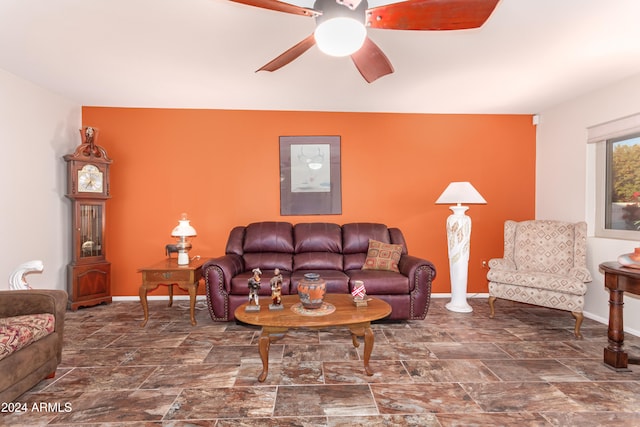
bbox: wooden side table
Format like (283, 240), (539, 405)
(598, 261), (640, 371)
(138, 257), (208, 327)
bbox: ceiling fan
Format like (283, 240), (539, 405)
(230, 0), (500, 83)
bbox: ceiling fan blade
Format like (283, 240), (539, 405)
(256, 34), (316, 72)
(350, 37), (394, 83)
(367, 0), (500, 30)
(228, 0), (317, 16)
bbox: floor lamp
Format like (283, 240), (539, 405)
(435, 182), (486, 313)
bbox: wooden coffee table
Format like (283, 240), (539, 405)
(234, 293), (392, 382)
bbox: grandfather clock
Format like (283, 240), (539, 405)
(64, 126), (112, 310)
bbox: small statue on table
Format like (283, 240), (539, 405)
(246, 268), (262, 312)
(269, 268), (284, 311)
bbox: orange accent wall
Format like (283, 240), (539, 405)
(82, 107), (535, 298)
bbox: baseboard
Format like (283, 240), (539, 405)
(431, 293), (490, 299)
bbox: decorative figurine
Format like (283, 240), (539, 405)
(84, 126), (95, 145)
(269, 268), (284, 311)
(246, 267), (262, 312)
(165, 244), (179, 258)
(351, 280), (368, 307)
(8, 260), (44, 290)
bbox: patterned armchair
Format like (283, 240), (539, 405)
(487, 220), (592, 338)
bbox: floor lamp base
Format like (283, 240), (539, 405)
(445, 301), (473, 313)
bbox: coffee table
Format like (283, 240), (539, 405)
(234, 293), (392, 382)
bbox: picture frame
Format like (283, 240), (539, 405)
(279, 135), (342, 215)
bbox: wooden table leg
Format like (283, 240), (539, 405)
(604, 288), (630, 371)
(139, 283), (162, 327)
(348, 322), (375, 376)
(362, 325), (375, 376)
(258, 330), (271, 382)
(257, 327), (287, 382)
(188, 282), (197, 326)
(168, 283), (174, 307)
(139, 285), (149, 327)
(177, 281), (199, 326)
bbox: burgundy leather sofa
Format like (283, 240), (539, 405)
(203, 222), (436, 321)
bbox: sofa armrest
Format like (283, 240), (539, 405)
(0, 289), (67, 320)
(398, 254), (437, 288)
(203, 254), (244, 321)
(488, 258), (516, 271)
(398, 255), (436, 319)
(0, 289), (67, 363)
(203, 254), (245, 294)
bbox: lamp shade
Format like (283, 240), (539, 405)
(171, 213), (197, 237)
(435, 182), (487, 205)
(314, 18), (366, 57)
(313, 0), (368, 57)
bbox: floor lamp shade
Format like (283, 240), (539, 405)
(435, 182), (486, 313)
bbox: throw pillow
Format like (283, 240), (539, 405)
(362, 239), (402, 272)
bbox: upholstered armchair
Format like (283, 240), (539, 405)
(487, 220), (592, 338)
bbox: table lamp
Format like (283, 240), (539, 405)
(435, 182), (486, 312)
(171, 213), (197, 265)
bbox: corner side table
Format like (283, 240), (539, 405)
(138, 257), (208, 327)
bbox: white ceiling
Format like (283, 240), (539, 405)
(1, 0), (640, 114)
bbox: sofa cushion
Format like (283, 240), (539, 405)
(342, 223), (391, 254)
(225, 226), (247, 256)
(294, 223), (342, 253)
(344, 253), (367, 271)
(0, 313), (55, 361)
(346, 270), (410, 295)
(243, 253), (293, 272)
(244, 222), (294, 253)
(362, 239), (402, 272)
(294, 252), (343, 271)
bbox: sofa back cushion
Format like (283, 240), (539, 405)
(225, 226), (246, 256)
(293, 223), (343, 271)
(294, 223), (342, 253)
(294, 252), (343, 271)
(226, 222), (295, 271)
(244, 222), (294, 253)
(343, 223), (405, 271)
(243, 253), (293, 272)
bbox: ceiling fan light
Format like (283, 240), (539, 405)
(314, 17), (366, 57)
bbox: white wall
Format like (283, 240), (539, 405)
(0, 68), (81, 291)
(537, 72), (640, 336)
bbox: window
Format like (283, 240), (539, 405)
(605, 134), (640, 232)
(590, 113), (640, 239)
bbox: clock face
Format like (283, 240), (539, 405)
(77, 164), (104, 193)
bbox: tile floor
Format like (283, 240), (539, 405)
(5, 297), (640, 426)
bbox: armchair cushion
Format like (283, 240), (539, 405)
(0, 313), (55, 361)
(487, 270), (588, 296)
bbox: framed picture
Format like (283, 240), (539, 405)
(280, 136), (342, 215)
